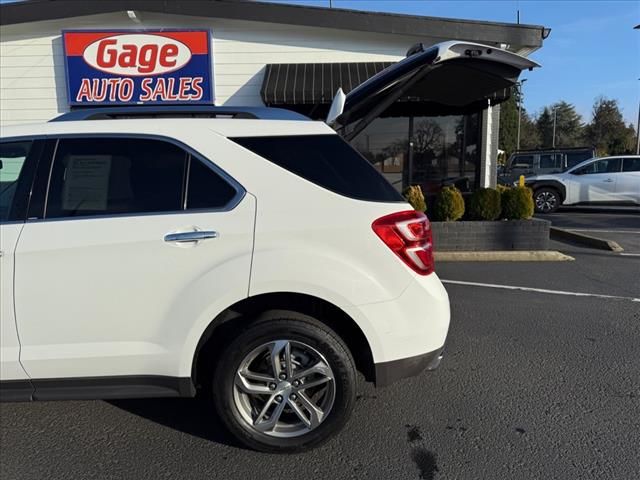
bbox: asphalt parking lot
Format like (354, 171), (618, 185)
(537, 206), (640, 253)
(1, 214), (639, 480)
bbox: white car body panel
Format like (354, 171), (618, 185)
(15, 196), (256, 379)
(616, 170), (640, 202)
(565, 171), (619, 203)
(0, 224), (30, 380)
(2, 118), (450, 383)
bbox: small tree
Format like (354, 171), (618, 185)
(499, 91), (518, 156)
(584, 97), (636, 155)
(403, 185), (427, 212)
(536, 102), (584, 148)
(467, 188), (502, 221)
(498, 87), (539, 157)
(501, 187), (534, 220)
(432, 186), (465, 221)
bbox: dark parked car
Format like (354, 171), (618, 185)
(498, 147), (596, 185)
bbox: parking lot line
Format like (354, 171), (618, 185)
(441, 279), (640, 303)
(619, 253), (640, 257)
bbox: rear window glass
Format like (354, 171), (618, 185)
(622, 158), (640, 172)
(231, 135), (403, 202)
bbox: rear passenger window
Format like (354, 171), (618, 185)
(539, 154), (562, 170)
(187, 157), (237, 210)
(511, 155), (534, 169)
(622, 158), (640, 172)
(231, 135), (403, 202)
(46, 138), (187, 219)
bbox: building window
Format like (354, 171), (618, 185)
(351, 113), (481, 195)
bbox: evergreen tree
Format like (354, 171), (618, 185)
(498, 87), (539, 157)
(499, 92), (518, 156)
(584, 97), (636, 155)
(536, 102), (584, 148)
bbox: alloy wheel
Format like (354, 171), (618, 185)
(233, 340), (336, 438)
(535, 191), (557, 213)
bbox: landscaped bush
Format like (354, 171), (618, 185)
(402, 185), (427, 212)
(432, 186), (465, 221)
(467, 187), (502, 221)
(496, 184), (511, 194)
(501, 186), (534, 220)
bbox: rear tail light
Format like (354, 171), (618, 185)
(372, 210), (434, 275)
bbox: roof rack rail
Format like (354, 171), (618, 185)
(513, 146), (594, 153)
(50, 106), (310, 122)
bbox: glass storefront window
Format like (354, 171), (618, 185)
(351, 113), (481, 195)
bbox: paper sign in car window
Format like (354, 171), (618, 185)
(0, 157), (26, 183)
(62, 155), (112, 211)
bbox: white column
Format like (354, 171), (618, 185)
(479, 101), (500, 188)
(484, 101), (493, 187)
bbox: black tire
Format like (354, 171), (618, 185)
(533, 187), (561, 213)
(212, 310), (356, 452)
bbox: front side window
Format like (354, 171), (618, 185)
(0, 141), (32, 222)
(46, 138), (187, 219)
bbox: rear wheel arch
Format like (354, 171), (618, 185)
(191, 292), (376, 391)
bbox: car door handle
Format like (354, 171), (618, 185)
(164, 230), (218, 243)
(603, 178), (614, 183)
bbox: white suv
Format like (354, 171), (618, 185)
(0, 41), (535, 451)
(0, 111), (449, 451)
(525, 155), (640, 213)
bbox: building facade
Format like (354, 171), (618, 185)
(0, 0), (548, 191)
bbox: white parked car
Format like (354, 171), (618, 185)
(524, 155), (640, 213)
(0, 41), (535, 451)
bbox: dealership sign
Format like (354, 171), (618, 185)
(62, 30), (213, 105)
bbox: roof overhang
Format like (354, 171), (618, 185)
(0, 0), (549, 50)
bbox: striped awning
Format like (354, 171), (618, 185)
(261, 62), (392, 106)
(260, 61), (512, 120)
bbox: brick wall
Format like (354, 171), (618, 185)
(431, 218), (550, 251)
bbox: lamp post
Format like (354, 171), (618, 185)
(635, 25), (639, 153)
(636, 92), (640, 155)
(636, 86), (640, 155)
(552, 107), (557, 148)
(516, 78), (527, 150)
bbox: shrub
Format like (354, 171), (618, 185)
(496, 183), (511, 194)
(467, 188), (502, 221)
(501, 186), (534, 220)
(402, 185), (427, 212)
(432, 186), (465, 221)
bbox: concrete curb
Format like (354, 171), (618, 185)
(550, 227), (624, 252)
(435, 251), (574, 262)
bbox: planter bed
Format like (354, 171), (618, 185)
(430, 218), (550, 252)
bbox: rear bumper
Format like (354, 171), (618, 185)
(374, 347), (445, 387)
